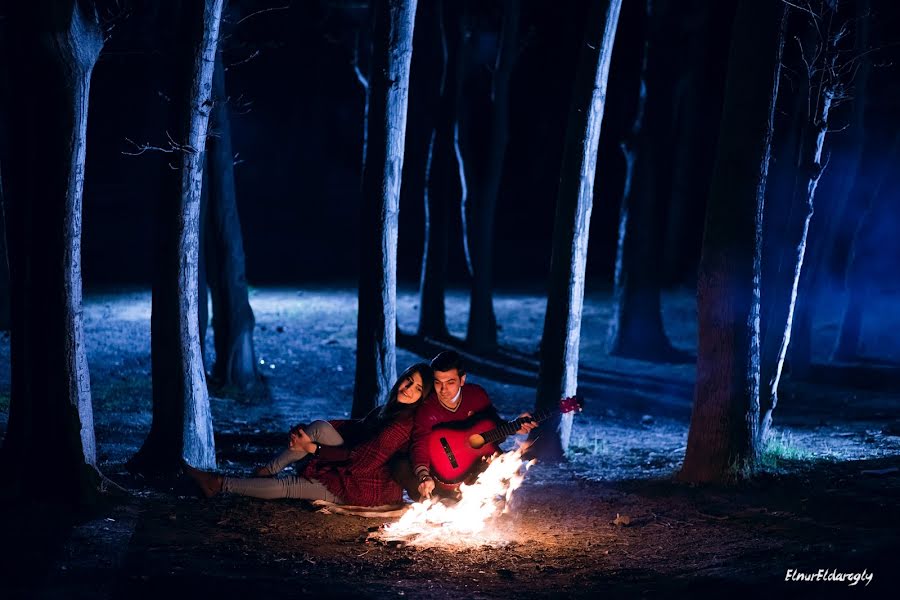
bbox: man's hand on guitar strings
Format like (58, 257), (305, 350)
(515, 413), (538, 435)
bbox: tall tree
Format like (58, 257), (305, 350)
(0, 0), (105, 504)
(205, 49), (260, 391)
(532, 0), (622, 461)
(607, 0), (682, 363)
(129, 0), (225, 475)
(462, 0), (520, 354)
(790, 5), (870, 371)
(353, 0), (418, 418)
(679, 0), (787, 483)
(417, 0), (461, 341)
(759, 1), (847, 443)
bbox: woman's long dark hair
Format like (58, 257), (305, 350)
(358, 362), (433, 437)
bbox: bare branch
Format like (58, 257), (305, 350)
(121, 131), (193, 157)
(781, 0), (820, 20)
(234, 5), (290, 28)
(226, 50), (260, 70)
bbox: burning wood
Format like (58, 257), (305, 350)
(371, 447), (536, 547)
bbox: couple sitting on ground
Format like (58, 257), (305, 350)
(185, 351), (536, 507)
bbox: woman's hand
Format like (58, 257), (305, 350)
(289, 427), (318, 454)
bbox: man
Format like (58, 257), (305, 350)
(411, 350), (537, 499)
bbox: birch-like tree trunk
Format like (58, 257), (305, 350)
(759, 2), (844, 443)
(790, 0), (870, 374)
(130, 0), (225, 475)
(353, 0), (418, 418)
(1, 0), (105, 504)
(532, 0), (622, 461)
(679, 0), (787, 483)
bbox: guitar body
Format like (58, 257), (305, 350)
(424, 396), (583, 491)
(427, 418), (500, 485)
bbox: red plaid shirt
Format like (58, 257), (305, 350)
(300, 413), (413, 506)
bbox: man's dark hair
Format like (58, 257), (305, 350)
(430, 350), (466, 376)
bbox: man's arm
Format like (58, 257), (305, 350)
(410, 407), (436, 497)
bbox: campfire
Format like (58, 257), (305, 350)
(373, 447), (536, 547)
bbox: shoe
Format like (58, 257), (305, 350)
(182, 461), (223, 498)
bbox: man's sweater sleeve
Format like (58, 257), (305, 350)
(410, 406), (432, 478)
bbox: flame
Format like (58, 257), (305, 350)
(374, 448), (536, 547)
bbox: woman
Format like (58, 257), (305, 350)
(185, 363), (432, 507)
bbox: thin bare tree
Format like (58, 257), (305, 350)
(532, 0), (623, 460)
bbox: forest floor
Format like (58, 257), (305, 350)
(1, 286), (899, 598)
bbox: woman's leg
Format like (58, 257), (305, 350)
(258, 420), (345, 476)
(223, 475), (343, 503)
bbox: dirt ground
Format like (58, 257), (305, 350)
(1, 286), (899, 598)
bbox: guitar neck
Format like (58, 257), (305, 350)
(480, 408), (557, 446)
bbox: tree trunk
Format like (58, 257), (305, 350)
(793, 0), (871, 367)
(205, 51), (259, 391)
(679, 1), (786, 483)
(199, 165), (210, 359)
(417, 0), (461, 340)
(463, 0), (519, 354)
(607, 0), (681, 363)
(0, 0), (104, 505)
(759, 3), (842, 443)
(532, 0), (622, 461)
(353, 0), (418, 418)
(130, 0), (225, 475)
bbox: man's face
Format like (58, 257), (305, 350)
(433, 369), (465, 403)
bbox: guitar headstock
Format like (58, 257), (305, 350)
(559, 395), (584, 415)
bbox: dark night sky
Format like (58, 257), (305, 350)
(80, 0), (900, 290)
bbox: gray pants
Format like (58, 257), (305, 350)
(222, 420), (345, 503)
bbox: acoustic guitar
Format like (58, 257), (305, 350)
(427, 396), (583, 486)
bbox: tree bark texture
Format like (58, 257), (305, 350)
(1, 1), (104, 504)
(205, 51), (259, 391)
(791, 0), (870, 373)
(463, 0), (519, 354)
(131, 0), (224, 474)
(679, 1), (786, 483)
(532, 0), (622, 461)
(417, 0), (461, 340)
(353, 0), (417, 418)
(607, 0), (681, 363)
(760, 2), (842, 443)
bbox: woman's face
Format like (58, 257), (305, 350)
(397, 371), (425, 404)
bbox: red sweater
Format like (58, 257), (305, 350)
(410, 383), (500, 475)
(299, 414), (413, 506)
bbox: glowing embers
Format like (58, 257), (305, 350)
(374, 447), (536, 547)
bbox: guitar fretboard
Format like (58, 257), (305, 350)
(480, 408), (557, 445)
